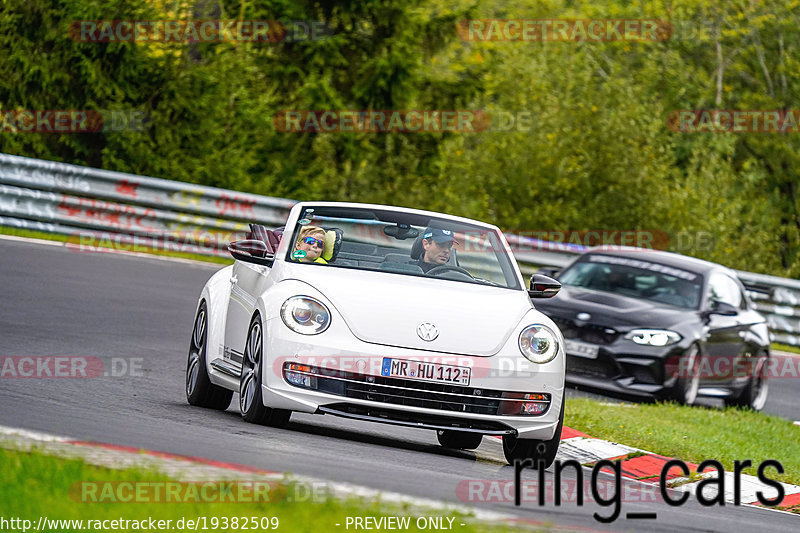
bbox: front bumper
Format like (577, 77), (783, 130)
(544, 313), (691, 397)
(562, 339), (688, 398)
(260, 316), (565, 439)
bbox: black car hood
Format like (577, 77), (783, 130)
(534, 285), (694, 330)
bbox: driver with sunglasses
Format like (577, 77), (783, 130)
(293, 226), (328, 264)
(415, 227), (456, 273)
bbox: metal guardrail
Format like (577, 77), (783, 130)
(1, 152), (798, 347)
(0, 153), (294, 257)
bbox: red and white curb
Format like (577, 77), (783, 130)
(486, 425), (800, 515)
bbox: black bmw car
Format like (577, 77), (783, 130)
(534, 248), (770, 410)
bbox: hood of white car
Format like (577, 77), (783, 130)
(295, 268), (531, 357)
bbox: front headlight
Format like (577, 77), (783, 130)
(625, 329), (681, 346)
(518, 324), (559, 364)
(280, 296), (330, 335)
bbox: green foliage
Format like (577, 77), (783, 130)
(1, 0), (799, 276)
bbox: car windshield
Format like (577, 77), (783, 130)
(558, 254), (703, 309)
(284, 206), (521, 290)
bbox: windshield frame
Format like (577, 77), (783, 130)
(282, 204), (523, 291)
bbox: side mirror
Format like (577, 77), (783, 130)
(535, 266), (561, 278)
(528, 274), (561, 299)
(707, 300), (738, 316)
(228, 239), (274, 267)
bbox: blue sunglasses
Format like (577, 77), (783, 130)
(302, 237), (324, 248)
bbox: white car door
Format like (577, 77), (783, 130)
(224, 260), (271, 369)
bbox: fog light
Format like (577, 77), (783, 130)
(284, 363), (317, 389)
(498, 392), (550, 416)
(521, 402), (547, 415)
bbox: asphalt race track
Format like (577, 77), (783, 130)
(1, 238), (798, 532)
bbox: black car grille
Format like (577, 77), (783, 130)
(619, 361), (661, 385)
(551, 317), (619, 345)
(340, 375), (501, 415)
(283, 364), (550, 416)
(566, 355), (619, 379)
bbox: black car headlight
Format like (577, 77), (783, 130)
(518, 324), (559, 364)
(625, 329), (681, 346)
(280, 296), (330, 335)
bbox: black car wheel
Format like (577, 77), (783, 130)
(725, 354), (769, 411)
(502, 402), (564, 468)
(436, 430), (483, 450)
(670, 344), (702, 406)
(239, 315), (291, 427)
(186, 301), (233, 410)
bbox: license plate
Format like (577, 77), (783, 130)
(381, 358), (471, 385)
(565, 339), (600, 359)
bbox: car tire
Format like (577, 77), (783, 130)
(669, 344), (702, 406)
(239, 314), (292, 427)
(725, 354), (769, 411)
(436, 430), (483, 450)
(186, 301), (233, 410)
(502, 402), (564, 468)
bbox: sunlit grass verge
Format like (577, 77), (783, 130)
(771, 343), (800, 355)
(564, 398), (800, 486)
(0, 448), (529, 533)
(0, 226), (233, 265)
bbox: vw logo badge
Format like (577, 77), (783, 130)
(417, 322), (439, 341)
(577, 312), (591, 321)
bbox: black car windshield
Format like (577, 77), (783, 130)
(284, 206), (521, 290)
(559, 254), (702, 309)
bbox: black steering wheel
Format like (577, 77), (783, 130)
(426, 265), (475, 278)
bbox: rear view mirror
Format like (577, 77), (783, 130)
(228, 239), (274, 267)
(528, 274), (561, 299)
(708, 300), (738, 316)
(384, 224), (419, 240)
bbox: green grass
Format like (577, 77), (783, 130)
(565, 398), (800, 485)
(0, 448), (530, 533)
(0, 226), (233, 265)
(772, 342), (800, 355)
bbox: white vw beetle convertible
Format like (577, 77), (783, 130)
(185, 202), (566, 466)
